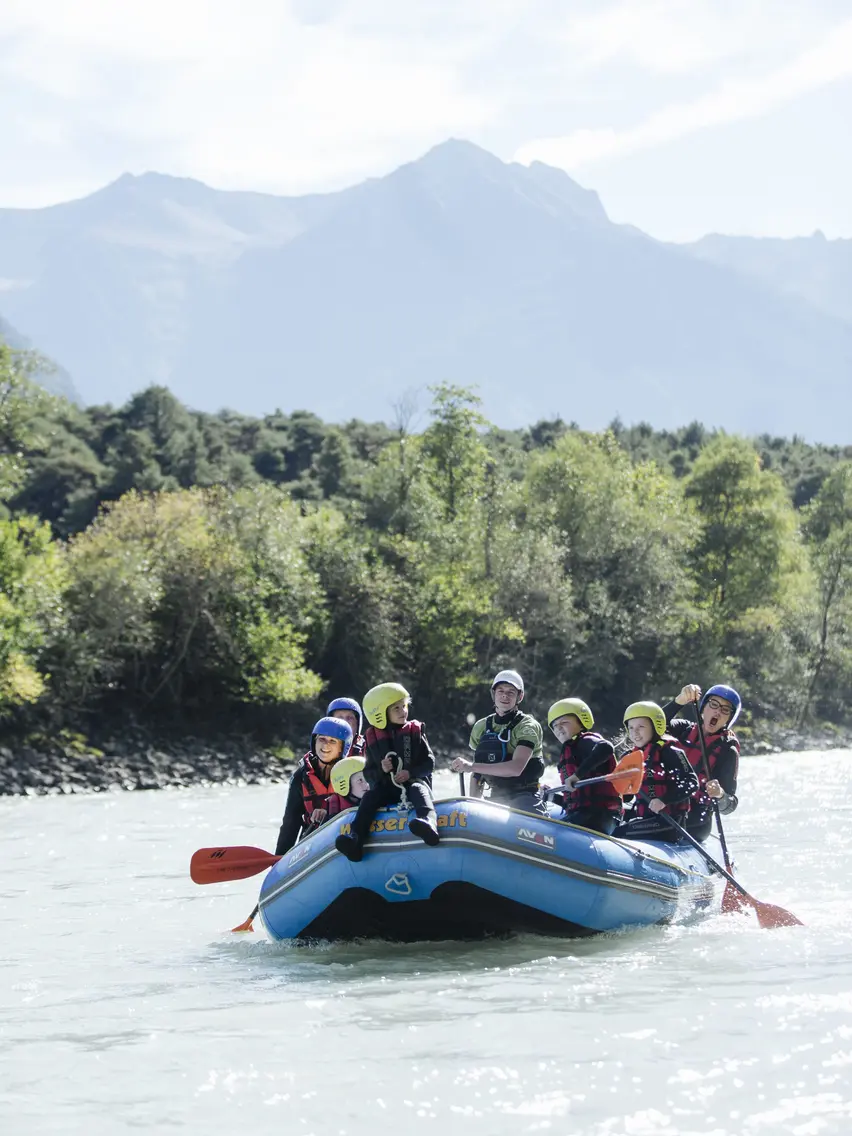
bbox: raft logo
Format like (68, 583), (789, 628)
(287, 844), (311, 868)
(516, 827), (555, 850)
(337, 810), (467, 837)
(210, 849), (226, 859)
(385, 873), (412, 896)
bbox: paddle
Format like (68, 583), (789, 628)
(634, 792), (802, 929)
(226, 822), (322, 933)
(190, 845), (280, 885)
(692, 698), (742, 914)
(546, 749), (644, 799)
(458, 771), (466, 795)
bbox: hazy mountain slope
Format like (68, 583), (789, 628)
(0, 313), (80, 402)
(687, 232), (852, 326)
(1, 140), (850, 439)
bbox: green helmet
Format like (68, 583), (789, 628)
(623, 700), (667, 739)
(547, 698), (594, 733)
(363, 682), (410, 729)
(329, 756), (367, 797)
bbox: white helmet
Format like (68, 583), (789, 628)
(491, 670), (524, 697)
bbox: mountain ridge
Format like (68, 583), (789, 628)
(0, 140), (849, 440)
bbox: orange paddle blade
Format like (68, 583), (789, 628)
(611, 749), (644, 796)
(230, 915), (256, 933)
(190, 845), (280, 885)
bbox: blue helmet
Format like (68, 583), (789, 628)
(327, 696), (362, 734)
(700, 684), (742, 728)
(311, 716), (353, 758)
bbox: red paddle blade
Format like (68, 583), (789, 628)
(721, 880), (748, 915)
(752, 899), (804, 930)
(190, 845), (280, 885)
(721, 880), (803, 928)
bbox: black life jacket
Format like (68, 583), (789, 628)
(557, 731), (621, 812)
(474, 712), (545, 792)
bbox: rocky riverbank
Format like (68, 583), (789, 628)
(2, 722), (851, 796)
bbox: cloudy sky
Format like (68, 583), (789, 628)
(1, 0), (850, 240)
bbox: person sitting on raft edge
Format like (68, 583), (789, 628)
(663, 683), (741, 843)
(335, 682), (439, 862)
(274, 716), (354, 856)
(451, 670), (547, 816)
(326, 696), (367, 757)
(613, 701), (698, 843)
(548, 698), (623, 835)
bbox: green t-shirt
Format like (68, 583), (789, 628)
(468, 711), (544, 759)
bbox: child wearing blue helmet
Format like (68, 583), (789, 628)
(326, 696), (366, 756)
(274, 716), (354, 855)
(664, 682), (741, 842)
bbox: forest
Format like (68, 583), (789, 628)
(2, 335), (851, 748)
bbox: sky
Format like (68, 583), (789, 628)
(1, 0), (851, 241)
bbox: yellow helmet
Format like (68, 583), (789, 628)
(363, 682), (410, 729)
(623, 700), (667, 739)
(547, 698), (594, 733)
(329, 756), (366, 797)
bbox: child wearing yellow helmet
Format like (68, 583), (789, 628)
(329, 756), (369, 805)
(451, 670), (547, 815)
(612, 701), (698, 843)
(547, 698), (622, 835)
(335, 682), (439, 862)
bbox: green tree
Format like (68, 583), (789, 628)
(421, 384), (489, 522)
(0, 515), (66, 713)
(800, 462), (852, 721)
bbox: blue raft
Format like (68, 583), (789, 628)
(257, 797), (717, 942)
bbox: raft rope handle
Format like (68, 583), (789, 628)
(388, 751), (409, 811)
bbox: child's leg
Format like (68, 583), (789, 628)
(406, 781), (439, 845)
(335, 783), (396, 860)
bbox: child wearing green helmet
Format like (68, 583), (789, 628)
(612, 701), (698, 843)
(335, 682), (438, 862)
(451, 670), (547, 815)
(547, 697), (623, 835)
(329, 756), (369, 806)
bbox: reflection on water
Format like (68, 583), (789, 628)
(1, 753), (849, 1135)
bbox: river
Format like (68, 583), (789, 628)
(2, 752), (850, 1135)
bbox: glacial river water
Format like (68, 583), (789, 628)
(2, 752), (851, 1135)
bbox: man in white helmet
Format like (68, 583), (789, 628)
(451, 670), (547, 815)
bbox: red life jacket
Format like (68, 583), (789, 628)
(679, 725), (740, 807)
(350, 734), (366, 757)
(634, 739), (690, 821)
(557, 732), (620, 812)
(364, 720), (424, 772)
(299, 754), (349, 822)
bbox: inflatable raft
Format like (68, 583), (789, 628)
(257, 797), (717, 941)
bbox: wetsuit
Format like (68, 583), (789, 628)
(613, 738), (698, 843)
(664, 701), (739, 842)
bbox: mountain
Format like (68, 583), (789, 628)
(0, 313), (80, 403)
(686, 232), (852, 326)
(1, 140), (850, 440)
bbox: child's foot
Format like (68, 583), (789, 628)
(409, 817), (440, 846)
(335, 833), (363, 862)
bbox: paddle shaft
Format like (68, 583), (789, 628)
(693, 699), (735, 873)
(636, 792), (754, 899)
